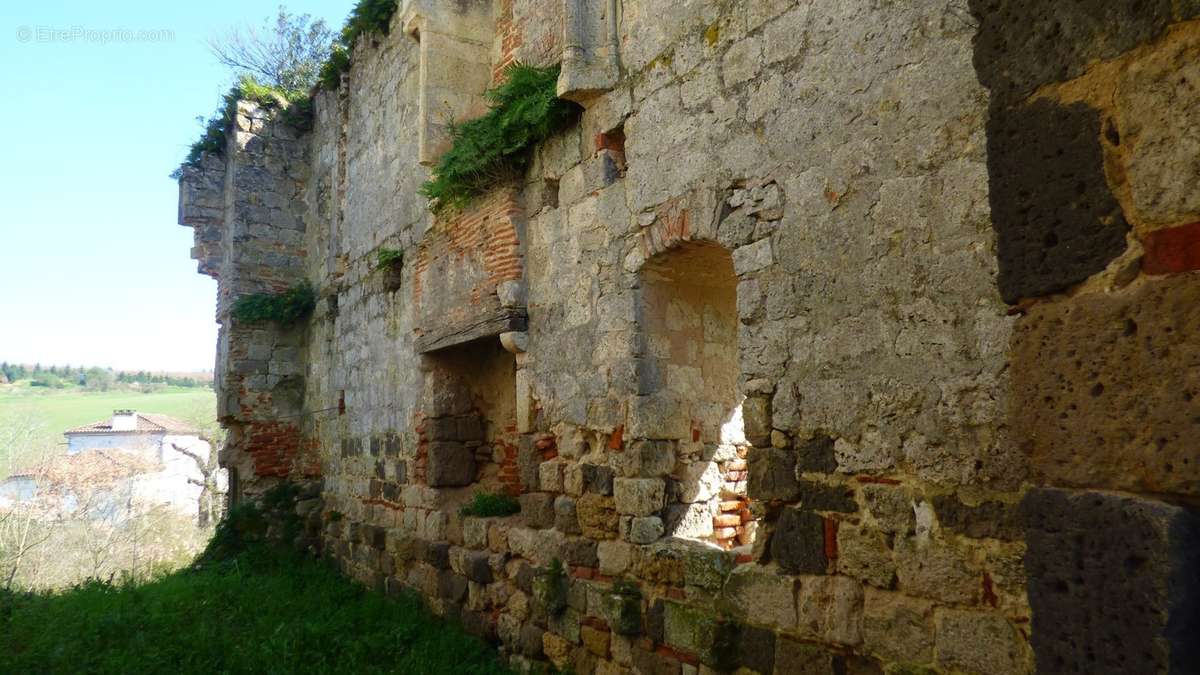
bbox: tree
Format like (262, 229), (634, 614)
(207, 7), (335, 92)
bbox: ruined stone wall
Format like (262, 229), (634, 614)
(177, 1), (1200, 673)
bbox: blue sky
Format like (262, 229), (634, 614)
(0, 1), (351, 372)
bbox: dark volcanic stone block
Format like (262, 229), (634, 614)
(795, 434), (837, 473)
(1011, 274), (1200, 496)
(1022, 488), (1200, 674)
(987, 99), (1128, 302)
(770, 507), (828, 574)
(932, 493), (1020, 540)
(796, 479), (857, 513)
(747, 447), (799, 502)
(426, 441), (475, 487)
(969, 0), (1196, 102)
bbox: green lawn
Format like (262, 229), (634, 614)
(0, 545), (513, 675)
(0, 384), (215, 471)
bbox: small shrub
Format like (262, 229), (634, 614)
(376, 247), (403, 268)
(230, 282), (316, 325)
(173, 75), (311, 178)
(459, 492), (520, 518)
(317, 0), (399, 91)
(420, 64), (580, 213)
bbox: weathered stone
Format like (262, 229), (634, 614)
(613, 478), (666, 516)
(1012, 275), (1200, 496)
(894, 537), (978, 605)
(795, 434), (837, 473)
(861, 484), (915, 535)
(796, 575), (864, 646)
(426, 441), (475, 487)
(773, 637), (838, 675)
(770, 507), (828, 575)
(437, 570), (468, 601)
(663, 502), (715, 539)
(462, 550), (492, 584)
(597, 539), (633, 575)
(935, 609), (1030, 675)
(742, 395), (772, 447)
(720, 565), (796, 629)
(539, 459), (565, 493)
(683, 544), (735, 591)
(931, 493), (1020, 540)
(796, 480), (857, 513)
(555, 495), (581, 534)
(581, 463), (615, 495)
(520, 492), (556, 529)
(559, 537), (599, 568)
(747, 447), (799, 501)
(520, 624), (545, 659)
(577, 493), (620, 540)
(620, 440), (676, 478)
(1117, 32), (1200, 224)
(633, 543), (685, 586)
(581, 624), (611, 657)
(862, 588), (934, 665)
(627, 516), (664, 544)
(836, 524), (895, 588)
(606, 592), (643, 635)
(1022, 488), (1200, 673)
(663, 602), (718, 655)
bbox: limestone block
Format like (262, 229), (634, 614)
(861, 588), (934, 665)
(540, 459), (565, 493)
(627, 393), (691, 440)
(577, 493), (620, 540)
(581, 463), (615, 495)
(721, 35), (763, 87)
(720, 565), (797, 630)
(795, 575), (864, 646)
(1022, 488), (1200, 673)
(462, 517), (488, 550)
(894, 536), (978, 605)
(559, 536), (599, 568)
(555, 495), (581, 534)
(836, 524), (895, 589)
(613, 478), (666, 516)
(860, 484), (916, 535)
(683, 544), (736, 591)
(520, 493), (557, 529)
(663, 502), (715, 539)
(626, 516), (664, 544)
(935, 609), (1031, 675)
(619, 440), (676, 478)
(1012, 275), (1200, 496)
(581, 624), (610, 658)
(597, 540), (632, 576)
(663, 602), (718, 656)
(675, 461), (723, 503)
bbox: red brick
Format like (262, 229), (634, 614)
(1142, 222), (1200, 275)
(824, 517), (839, 559)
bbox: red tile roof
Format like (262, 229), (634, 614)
(65, 412), (197, 435)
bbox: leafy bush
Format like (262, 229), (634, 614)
(421, 64), (579, 213)
(459, 492), (521, 518)
(230, 282), (316, 325)
(376, 247), (403, 268)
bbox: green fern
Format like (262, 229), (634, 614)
(420, 64), (579, 213)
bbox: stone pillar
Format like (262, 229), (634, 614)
(399, 0), (493, 165)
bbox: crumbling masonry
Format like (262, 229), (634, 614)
(177, 1), (1200, 673)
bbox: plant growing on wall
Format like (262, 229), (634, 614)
(230, 282), (316, 325)
(318, 0), (400, 90)
(420, 64), (580, 214)
(173, 75), (311, 179)
(459, 492), (520, 518)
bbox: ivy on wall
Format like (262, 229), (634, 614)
(420, 64), (579, 214)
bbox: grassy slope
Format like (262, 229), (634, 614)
(0, 546), (513, 675)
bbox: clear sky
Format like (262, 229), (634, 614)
(0, 1), (351, 372)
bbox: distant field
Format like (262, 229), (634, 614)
(0, 384), (216, 473)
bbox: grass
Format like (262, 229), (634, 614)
(0, 385), (215, 472)
(0, 545), (513, 675)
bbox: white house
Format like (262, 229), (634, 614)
(56, 410), (218, 521)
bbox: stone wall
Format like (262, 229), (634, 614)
(176, 1), (1200, 673)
